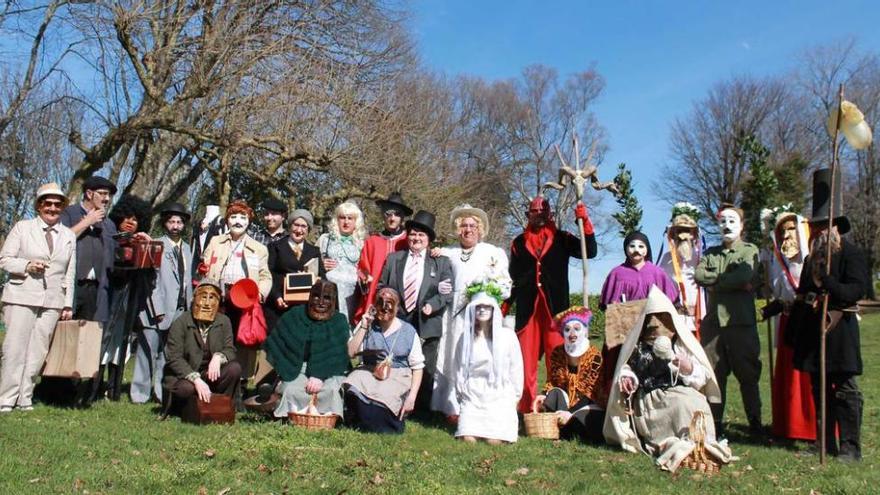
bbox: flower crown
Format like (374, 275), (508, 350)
(554, 306), (592, 327)
(466, 279), (506, 305)
(670, 202), (701, 223)
(760, 203), (794, 235)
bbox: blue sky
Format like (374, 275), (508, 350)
(412, 0), (880, 293)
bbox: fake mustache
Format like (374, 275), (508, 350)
(722, 228), (732, 234)
(230, 223), (246, 230)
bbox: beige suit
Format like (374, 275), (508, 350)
(0, 217), (76, 407)
(201, 233), (272, 298)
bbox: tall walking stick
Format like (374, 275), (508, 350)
(819, 85), (844, 465)
(542, 134), (619, 294)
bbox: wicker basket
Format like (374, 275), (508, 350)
(523, 397), (560, 440)
(680, 411), (721, 474)
(287, 394), (339, 431)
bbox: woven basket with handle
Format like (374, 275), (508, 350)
(680, 410), (720, 474)
(523, 397), (560, 439)
(287, 394), (339, 431)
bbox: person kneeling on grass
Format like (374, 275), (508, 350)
(343, 288), (423, 434)
(163, 281), (241, 413)
(264, 280), (350, 419)
(453, 291), (522, 444)
(604, 287), (734, 473)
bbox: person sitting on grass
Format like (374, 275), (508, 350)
(604, 287), (734, 473)
(453, 291), (523, 444)
(163, 281), (241, 414)
(537, 306), (607, 443)
(343, 288), (423, 434)
(264, 280), (350, 419)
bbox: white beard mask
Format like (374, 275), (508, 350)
(717, 209), (742, 243)
(563, 320), (590, 357)
(228, 213), (249, 237)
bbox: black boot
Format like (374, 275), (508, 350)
(87, 365), (107, 404)
(835, 390), (863, 462)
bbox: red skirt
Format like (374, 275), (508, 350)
(771, 313), (816, 441)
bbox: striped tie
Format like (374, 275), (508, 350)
(403, 252), (420, 312)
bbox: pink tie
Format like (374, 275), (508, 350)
(403, 252), (420, 312)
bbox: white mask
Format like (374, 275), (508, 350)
(228, 213), (249, 236)
(626, 239), (648, 264)
(563, 320), (590, 357)
(717, 209), (742, 243)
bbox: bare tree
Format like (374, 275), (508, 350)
(656, 75), (791, 230)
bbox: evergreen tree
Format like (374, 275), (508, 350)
(611, 163), (643, 238)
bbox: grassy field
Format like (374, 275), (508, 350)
(0, 314), (877, 494)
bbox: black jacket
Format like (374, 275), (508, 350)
(790, 238), (868, 375)
(508, 228), (597, 330)
(265, 238), (324, 331)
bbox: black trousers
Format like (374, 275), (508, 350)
(73, 280), (99, 321)
(543, 388), (604, 443)
(810, 372), (862, 458)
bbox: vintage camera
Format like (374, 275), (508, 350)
(113, 232), (163, 269)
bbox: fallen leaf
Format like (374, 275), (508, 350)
(198, 487), (208, 495)
(111, 459), (121, 465)
(73, 478), (85, 491)
(371, 473), (385, 485)
(355, 458), (368, 467)
(504, 479), (517, 487)
(422, 450), (430, 457)
(217, 488), (231, 495)
(28, 478), (40, 484)
(131, 450), (142, 456)
(257, 464), (269, 473)
(515, 467), (529, 476)
(745, 465), (754, 471)
(809, 491), (823, 495)
(204, 449), (216, 459)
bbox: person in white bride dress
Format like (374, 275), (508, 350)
(431, 205), (511, 422)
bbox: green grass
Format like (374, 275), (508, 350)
(1, 315), (878, 494)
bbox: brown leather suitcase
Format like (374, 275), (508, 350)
(181, 394), (235, 425)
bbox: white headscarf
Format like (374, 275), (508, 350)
(603, 286), (721, 452)
(456, 292), (508, 388)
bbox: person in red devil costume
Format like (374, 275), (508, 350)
(506, 197), (597, 413)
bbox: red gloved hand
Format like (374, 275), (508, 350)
(500, 301), (511, 316)
(575, 202), (594, 235)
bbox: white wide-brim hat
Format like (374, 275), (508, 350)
(450, 204), (489, 236)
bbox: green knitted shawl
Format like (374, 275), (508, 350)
(264, 306), (351, 381)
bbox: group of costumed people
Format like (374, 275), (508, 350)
(0, 167), (868, 469)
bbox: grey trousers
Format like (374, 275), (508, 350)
(701, 322), (762, 425)
(130, 327), (166, 404)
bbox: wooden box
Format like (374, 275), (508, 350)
(41, 320), (102, 379)
(283, 272), (316, 303)
(603, 299), (648, 349)
(114, 240), (164, 269)
(182, 394), (235, 425)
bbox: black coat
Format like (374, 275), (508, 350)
(508, 228), (597, 331)
(265, 238), (324, 329)
(378, 250), (454, 339)
(790, 238), (868, 375)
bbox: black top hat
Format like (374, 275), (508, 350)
(160, 202), (191, 223)
(376, 192), (413, 217)
(261, 197), (288, 213)
(405, 210), (436, 241)
(810, 168), (850, 234)
(82, 176), (118, 195)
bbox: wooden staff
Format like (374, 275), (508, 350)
(819, 83), (845, 465)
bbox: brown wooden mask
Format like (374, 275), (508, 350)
(375, 288), (399, 323)
(192, 284), (221, 322)
(307, 280), (338, 321)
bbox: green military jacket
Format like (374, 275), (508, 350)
(695, 239), (761, 328)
